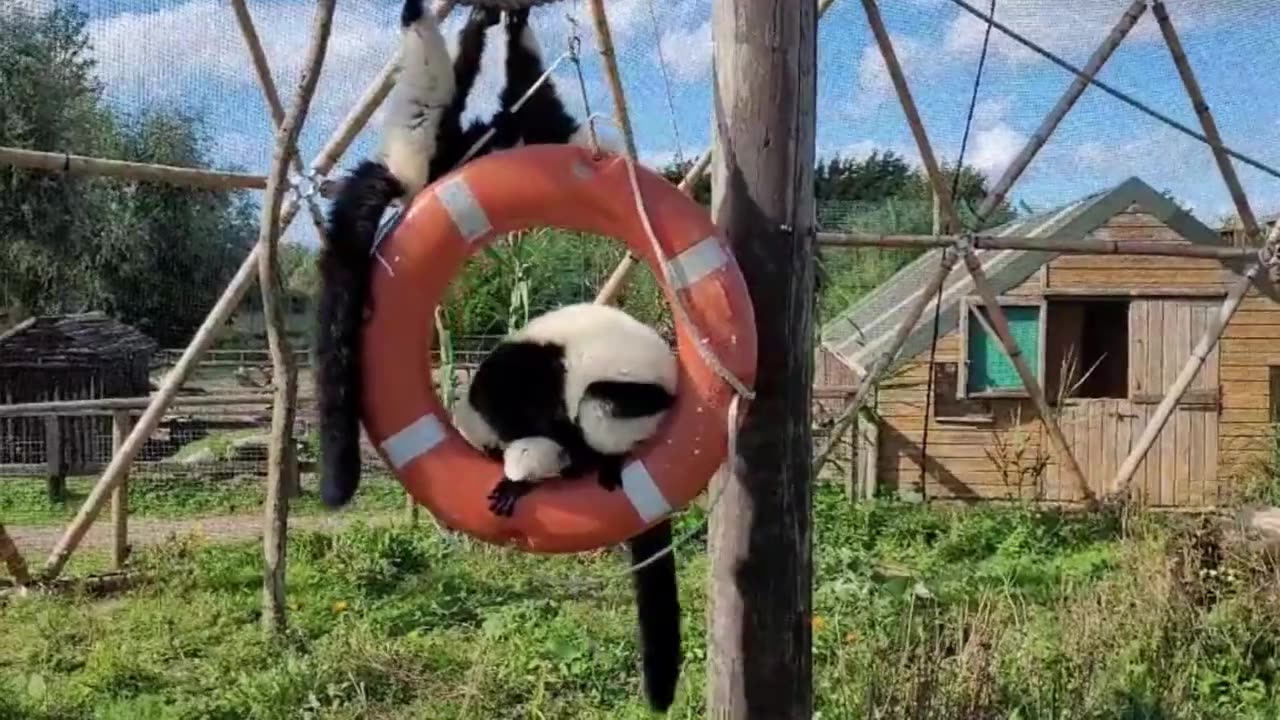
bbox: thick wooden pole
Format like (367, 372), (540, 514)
(0, 147), (266, 190)
(708, 0), (816, 716)
(861, 0), (962, 233)
(977, 0), (1146, 221)
(958, 247), (1095, 506)
(1109, 263), (1260, 500)
(257, 0), (336, 634)
(594, 0), (840, 306)
(110, 411), (132, 570)
(1152, 0), (1259, 240)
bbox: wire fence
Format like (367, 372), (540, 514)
(5, 0), (1280, 568)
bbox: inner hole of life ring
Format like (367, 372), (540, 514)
(431, 225), (680, 454)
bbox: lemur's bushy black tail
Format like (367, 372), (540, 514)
(628, 519), (682, 712)
(315, 161), (404, 508)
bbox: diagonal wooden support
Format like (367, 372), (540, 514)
(0, 523), (32, 587)
(594, 0), (841, 306)
(813, 247), (959, 475)
(38, 0), (461, 582)
(1152, 0), (1259, 240)
(231, 0), (330, 241)
(1109, 261), (1264, 503)
(861, 0), (962, 233)
(957, 243), (1096, 507)
(976, 0), (1146, 222)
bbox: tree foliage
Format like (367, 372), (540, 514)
(0, 4), (256, 345)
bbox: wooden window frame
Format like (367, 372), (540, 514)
(957, 295), (1046, 400)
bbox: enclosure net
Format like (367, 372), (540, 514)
(2, 0), (1279, 564)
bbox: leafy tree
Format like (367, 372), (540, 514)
(0, 3), (256, 345)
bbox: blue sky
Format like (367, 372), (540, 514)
(20, 0), (1280, 246)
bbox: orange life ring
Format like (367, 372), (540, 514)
(361, 143), (757, 553)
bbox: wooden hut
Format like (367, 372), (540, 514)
(821, 177), (1280, 508)
(0, 313), (157, 479)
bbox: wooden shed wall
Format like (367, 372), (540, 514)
(872, 204), (1280, 506)
(0, 353), (151, 470)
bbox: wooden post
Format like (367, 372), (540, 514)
(110, 411), (132, 570)
(257, 0), (336, 634)
(708, 0), (816, 715)
(43, 415), (65, 503)
(958, 246), (1096, 507)
(1152, 0), (1259, 240)
(1109, 263), (1260, 500)
(813, 248), (957, 475)
(593, 0), (841, 306)
(861, 0), (962, 233)
(976, 0), (1146, 221)
(0, 523), (31, 587)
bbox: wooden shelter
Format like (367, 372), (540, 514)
(0, 313), (157, 476)
(822, 177), (1280, 507)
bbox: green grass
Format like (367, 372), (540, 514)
(1, 472), (409, 527)
(2, 485), (1278, 719)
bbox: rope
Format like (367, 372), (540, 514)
(945, 0), (1280, 182)
(918, 0), (995, 494)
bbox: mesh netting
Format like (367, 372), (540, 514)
(3, 0), (1279, 560)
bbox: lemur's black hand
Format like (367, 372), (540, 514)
(488, 478), (534, 517)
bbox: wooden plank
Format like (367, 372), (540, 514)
(1048, 269), (1227, 287)
(1050, 255), (1225, 270)
(707, 0), (816, 713)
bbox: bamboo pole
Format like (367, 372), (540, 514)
(813, 247), (959, 475)
(593, 0), (841, 306)
(0, 147), (266, 191)
(861, 0), (962, 233)
(976, 0), (1146, 221)
(110, 411), (132, 571)
(231, 0), (329, 240)
(1152, 0), (1259, 240)
(0, 524), (31, 588)
(958, 245), (1096, 507)
(257, 0), (336, 634)
(817, 230), (1259, 260)
(1108, 262), (1261, 501)
(585, 0), (638, 158)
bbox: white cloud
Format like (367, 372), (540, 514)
(967, 123), (1026, 176)
(854, 34), (932, 115)
(658, 20), (712, 83)
(973, 96), (1013, 127)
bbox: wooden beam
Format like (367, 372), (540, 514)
(977, 0), (1146, 220)
(1109, 263), (1260, 500)
(958, 245), (1096, 507)
(254, 0), (336, 634)
(708, 0), (816, 715)
(0, 393), (294, 418)
(817, 230), (1258, 259)
(593, 0), (841, 306)
(1152, 0), (1259, 240)
(813, 248), (958, 475)
(231, 0), (330, 240)
(0, 147), (266, 191)
(110, 411), (132, 571)
(860, 0), (962, 233)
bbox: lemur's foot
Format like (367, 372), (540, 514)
(505, 7), (530, 27)
(488, 478), (534, 517)
(469, 6), (501, 27)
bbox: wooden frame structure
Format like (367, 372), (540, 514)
(2, 0), (1279, 714)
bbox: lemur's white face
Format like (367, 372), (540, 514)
(502, 436), (570, 482)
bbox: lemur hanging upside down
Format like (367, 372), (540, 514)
(316, 1), (600, 509)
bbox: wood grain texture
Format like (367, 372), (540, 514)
(707, 0), (817, 715)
